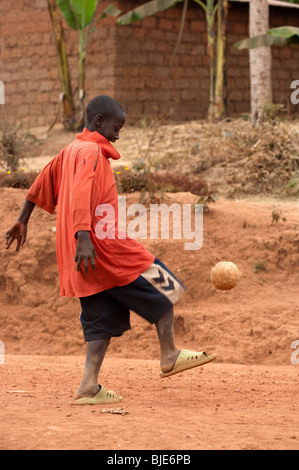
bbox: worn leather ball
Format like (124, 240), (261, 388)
(210, 261), (241, 290)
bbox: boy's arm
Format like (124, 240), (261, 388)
(5, 151), (62, 252)
(4, 199), (36, 251)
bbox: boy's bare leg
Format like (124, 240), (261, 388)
(155, 307), (180, 373)
(74, 338), (110, 399)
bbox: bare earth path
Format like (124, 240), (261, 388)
(0, 355), (298, 451)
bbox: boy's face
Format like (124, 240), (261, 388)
(98, 111), (126, 142)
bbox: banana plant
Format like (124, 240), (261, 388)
(48, 0), (74, 132)
(193, 0), (225, 121)
(214, 0), (228, 119)
(117, 0), (228, 121)
(54, 0), (121, 130)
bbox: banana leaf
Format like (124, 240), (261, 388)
(56, 0), (98, 30)
(234, 26), (299, 50)
(117, 0), (184, 25)
(97, 4), (121, 21)
(270, 25), (299, 42)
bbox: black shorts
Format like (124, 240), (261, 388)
(79, 259), (185, 342)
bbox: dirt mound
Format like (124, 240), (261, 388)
(1, 188), (298, 366)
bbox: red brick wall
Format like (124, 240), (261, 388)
(0, 0), (117, 126)
(0, 0), (59, 126)
(113, 0), (209, 121)
(0, 0), (299, 127)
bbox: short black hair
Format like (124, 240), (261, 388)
(86, 95), (125, 122)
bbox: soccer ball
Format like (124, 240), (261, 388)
(210, 261), (241, 290)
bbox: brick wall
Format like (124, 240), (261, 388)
(114, 0), (209, 121)
(0, 0), (299, 127)
(0, 0), (117, 127)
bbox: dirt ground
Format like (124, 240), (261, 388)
(0, 356), (298, 451)
(0, 124), (298, 451)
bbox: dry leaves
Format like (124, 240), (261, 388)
(100, 408), (128, 416)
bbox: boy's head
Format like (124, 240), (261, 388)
(86, 95), (126, 142)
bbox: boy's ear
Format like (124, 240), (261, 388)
(95, 114), (104, 128)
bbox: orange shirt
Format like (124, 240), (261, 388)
(26, 128), (155, 297)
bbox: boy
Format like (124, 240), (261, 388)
(4, 95), (216, 405)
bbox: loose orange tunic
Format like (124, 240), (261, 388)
(26, 128), (155, 297)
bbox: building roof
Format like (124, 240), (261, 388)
(230, 0), (299, 9)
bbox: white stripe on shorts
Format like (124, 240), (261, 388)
(140, 263), (185, 305)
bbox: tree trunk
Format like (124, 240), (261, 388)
(249, 0), (272, 126)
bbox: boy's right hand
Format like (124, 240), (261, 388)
(4, 221), (27, 251)
(75, 231), (97, 273)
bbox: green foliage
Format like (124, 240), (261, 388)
(259, 104), (285, 125)
(56, 0), (98, 30)
(117, 0), (182, 25)
(234, 25), (299, 50)
(116, 0), (219, 25)
(271, 210), (287, 225)
(56, 0), (121, 32)
(253, 261), (267, 273)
